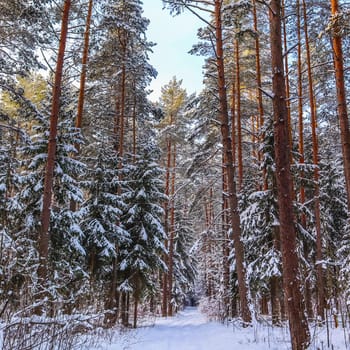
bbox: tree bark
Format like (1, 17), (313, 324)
(235, 39), (243, 189)
(231, 59), (236, 165)
(70, 0), (93, 213)
(214, 0), (251, 324)
(167, 144), (176, 316)
(132, 82), (137, 162)
(297, 0), (306, 225)
(39, 0), (71, 293)
(330, 0), (350, 210)
(252, 0), (264, 135)
(118, 65), (126, 157)
(75, 0), (93, 136)
(133, 297), (138, 328)
(222, 154), (230, 317)
(268, 1), (310, 348)
(281, 0), (293, 153)
(303, 0), (325, 320)
(162, 138), (172, 317)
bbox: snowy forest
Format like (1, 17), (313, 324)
(1, 0), (350, 349)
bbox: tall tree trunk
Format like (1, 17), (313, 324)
(39, 0), (71, 294)
(270, 275), (280, 325)
(330, 0), (350, 210)
(222, 153), (230, 317)
(214, 0), (251, 324)
(268, 1), (310, 348)
(231, 64), (236, 164)
(133, 297), (138, 328)
(281, 0), (293, 153)
(303, 0), (325, 320)
(162, 138), (172, 317)
(252, 0), (264, 136)
(132, 83), (137, 162)
(70, 0), (93, 213)
(167, 144), (176, 316)
(235, 39), (243, 189)
(297, 0), (305, 227)
(106, 59), (127, 326)
(118, 65), (126, 157)
(75, 0), (93, 138)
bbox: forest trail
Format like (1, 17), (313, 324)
(107, 307), (288, 350)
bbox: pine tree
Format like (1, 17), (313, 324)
(268, 0), (310, 347)
(79, 141), (129, 320)
(39, 0), (72, 300)
(119, 145), (167, 327)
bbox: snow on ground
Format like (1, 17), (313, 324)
(92, 307), (350, 350)
(1, 307), (348, 349)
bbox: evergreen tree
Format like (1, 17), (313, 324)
(119, 145), (167, 326)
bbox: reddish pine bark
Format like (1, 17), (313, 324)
(302, 0), (325, 320)
(214, 0), (251, 324)
(330, 0), (350, 211)
(281, 0), (293, 154)
(235, 39), (243, 189)
(231, 64), (236, 164)
(76, 0), (93, 135)
(268, 1), (310, 348)
(39, 0), (71, 289)
(252, 0), (264, 133)
(70, 0), (93, 213)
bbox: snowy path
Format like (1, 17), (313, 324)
(125, 307), (239, 350)
(97, 307), (348, 350)
(104, 307), (291, 350)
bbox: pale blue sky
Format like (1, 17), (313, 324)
(142, 1), (206, 101)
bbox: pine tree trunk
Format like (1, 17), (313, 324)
(162, 139), (172, 317)
(270, 275), (281, 325)
(120, 292), (128, 327)
(132, 83), (137, 162)
(106, 61), (126, 326)
(231, 61), (236, 164)
(268, 1), (310, 348)
(75, 0), (93, 136)
(235, 39), (243, 189)
(304, 241), (314, 320)
(39, 0), (71, 297)
(104, 254), (118, 326)
(303, 0), (325, 320)
(281, 0), (293, 153)
(222, 155), (230, 317)
(260, 296), (269, 315)
(330, 0), (350, 211)
(70, 0), (93, 213)
(214, 0), (251, 324)
(118, 65), (126, 157)
(252, 0), (264, 135)
(133, 297), (138, 328)
(167, 144), (176, 316)
(297, 0), (305, 223)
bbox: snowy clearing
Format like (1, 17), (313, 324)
(90, 307), (349, 350)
